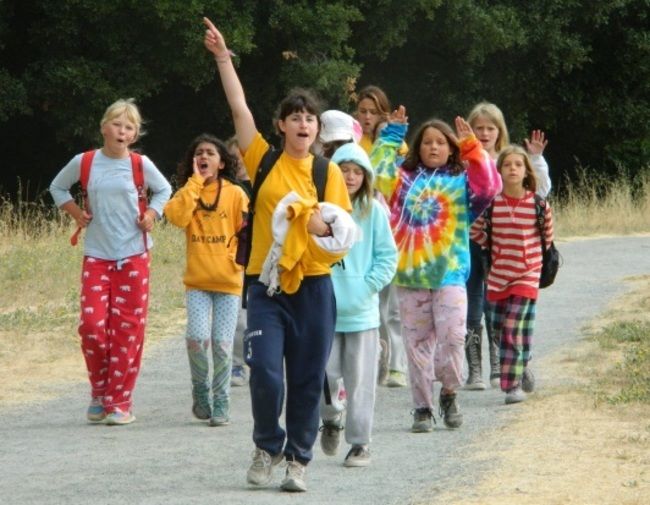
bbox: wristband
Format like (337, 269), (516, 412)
(215, 49), (237, 63)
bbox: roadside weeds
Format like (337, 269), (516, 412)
(420, 275), (650, 505)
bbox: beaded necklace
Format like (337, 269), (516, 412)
(198, 177), (222, 212)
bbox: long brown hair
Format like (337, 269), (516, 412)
(403, 119), (464, 175)
(175, 133), (240, 187)
(356, 85), (391, 140)
(344, 163), (374, 218)
(497, 145), (538, 193)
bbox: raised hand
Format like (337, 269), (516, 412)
(454, 116), (473, 141)
(388, 105), (408, 124)
(203, 17), (229, 59)
(524, 129), (548, 156)
(202, 16), (256, 151)
(192, 156), (204, 181)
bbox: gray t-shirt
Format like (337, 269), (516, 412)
(50, 150), (172, 260)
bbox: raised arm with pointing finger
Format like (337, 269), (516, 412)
(203, 17), (256, 152)
(201, 15), (353, 493)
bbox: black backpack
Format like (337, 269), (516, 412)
(235, 147), (329, 267)
(481, 194), (560, 289)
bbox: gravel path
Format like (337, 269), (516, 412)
(2, 236), (649, 505)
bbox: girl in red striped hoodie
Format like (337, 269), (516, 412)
(470, 145), (554, 404)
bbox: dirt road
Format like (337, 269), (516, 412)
(2, 236), (649, 505)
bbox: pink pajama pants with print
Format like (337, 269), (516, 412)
(78, 253), (150, 414)
(397, 285), (466, 409)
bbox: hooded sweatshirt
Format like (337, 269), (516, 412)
(164, 174), (248, 295)
(330, 143), (398, 332)
(370, 123), (501, 291)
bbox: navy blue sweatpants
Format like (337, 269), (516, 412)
(244, 275), (336, 464)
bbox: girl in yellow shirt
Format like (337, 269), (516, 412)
(164, 133), (249, 427)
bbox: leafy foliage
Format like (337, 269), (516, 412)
(0, 0), (649, 197)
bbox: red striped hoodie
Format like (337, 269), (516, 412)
(470, 191), (554, 301)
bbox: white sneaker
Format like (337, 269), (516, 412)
(280, 460), (307, 492)
(386, 370), (407, 388)
(104, 407), (136, 425)
(208, 415), (230, 427)
(463, 373), (487, 391)
(505, 386), (527, 404)
(246, 448), (283, 486)
(344, 445), (371, 467)
(319, 416), (343, 456)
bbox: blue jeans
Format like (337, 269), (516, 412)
(466, 241), (488, 331)
(245, 275), (336, 464)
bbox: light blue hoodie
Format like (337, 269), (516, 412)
(331, 143), (397, 332)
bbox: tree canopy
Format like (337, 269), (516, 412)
(1, 0), (648, 198)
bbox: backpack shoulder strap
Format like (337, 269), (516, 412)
(312, 155), (329, 202)
(129, 152), (145, 189)
(70, 150), (96, 246)
(239, 147), (281, 296)
(484, 201), (494, 250)
(533, 194), (547, 249)
(128, 152), (148, 250)
(250, 147), (282, 209)
(129, 152), (147, 213)
(79, 150), (97, 194)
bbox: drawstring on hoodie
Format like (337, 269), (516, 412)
(332, 258), (346, 270)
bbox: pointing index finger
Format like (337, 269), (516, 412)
(203, 17), (217, 32)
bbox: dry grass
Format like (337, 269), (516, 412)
(0, 194), (186, 405)
(1, 172), (650, 500)
(421, 277), (650, 505)
(421, 391), (650, 505)
(582, 276), (650, 405)
(1, 169), (649, 407)
(553, 167), (650, 237)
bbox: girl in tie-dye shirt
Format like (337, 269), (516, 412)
(370, 109), (500, 433)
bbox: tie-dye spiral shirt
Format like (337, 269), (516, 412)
(370, 123), (501, 290)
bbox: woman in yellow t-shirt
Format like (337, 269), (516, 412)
(203, 17), (351, 493)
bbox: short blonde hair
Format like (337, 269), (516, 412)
(497, 144), (537, 193)
(100, 98), (144, 140)
(468, 102), (509, 154)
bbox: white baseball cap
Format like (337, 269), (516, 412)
(319, 110), (363, 144)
